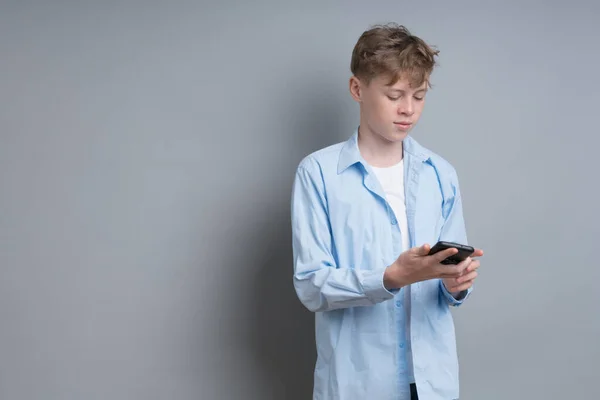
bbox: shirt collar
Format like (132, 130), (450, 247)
(337, 127), (431, 174)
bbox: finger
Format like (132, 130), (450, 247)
(431, 248), (458, 264)
(471, 248), (484, 258)
(439, 265), (466, 279)
(454, 256), (472, 274)
(441, 257), (471, 277)
(440, 270), (461, 279)
(464, 259), (480, 273)
(456, 270), (478, 284)
(446, 279), (474, 293)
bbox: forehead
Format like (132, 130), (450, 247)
(370, 73), (428, 91)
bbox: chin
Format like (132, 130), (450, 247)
(382, 130), (409, 142)
(367, 123), (409, 143)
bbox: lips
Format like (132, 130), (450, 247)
(394, 121), (412, 127)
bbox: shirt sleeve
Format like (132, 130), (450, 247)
(291, 159), (396, 313)
(437, 171), (473, 307)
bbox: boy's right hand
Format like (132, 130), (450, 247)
(383, 243), (470, 290)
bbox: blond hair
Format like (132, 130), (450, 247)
(350, 23), (439, 88)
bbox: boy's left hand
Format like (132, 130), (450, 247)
(442, 248), (483, 294)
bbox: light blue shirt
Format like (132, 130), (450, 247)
(291, 130), (472, 400)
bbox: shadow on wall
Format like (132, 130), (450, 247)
(248, 77), (346, 399)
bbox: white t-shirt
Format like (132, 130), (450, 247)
(370, 158), (415, 383)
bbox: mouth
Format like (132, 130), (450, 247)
(394, 121), (412, 128)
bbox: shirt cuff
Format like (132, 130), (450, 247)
(361, 268), (397, 303)
(439, 279), (471, 307)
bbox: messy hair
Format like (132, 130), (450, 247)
(350, 23), (439, 88)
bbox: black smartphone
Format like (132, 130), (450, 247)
(428, 241), (474, 265)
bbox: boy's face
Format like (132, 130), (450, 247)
(350, 73), (428, 143)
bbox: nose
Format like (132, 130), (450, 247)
(398, 98), (414, 116)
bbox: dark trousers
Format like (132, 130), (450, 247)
(410, 383), (418, 400)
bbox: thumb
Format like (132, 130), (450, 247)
(416, 243), (430, 256)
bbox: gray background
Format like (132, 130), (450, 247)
(1, 1), (598, 399)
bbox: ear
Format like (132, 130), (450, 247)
(349, 76), (362, 102)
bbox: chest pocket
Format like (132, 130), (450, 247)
(328, 185), (389, 272)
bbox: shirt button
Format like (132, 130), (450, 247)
(399, 343), (405, 348)
(391, 217), (397, 225)
(395, 300), (402, 307)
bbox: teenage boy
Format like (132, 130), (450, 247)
(291, 23), (483, 400)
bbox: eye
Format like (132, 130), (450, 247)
(414, 96), (424, 101)
(387, 96), (400, 101)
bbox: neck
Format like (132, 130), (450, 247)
(357, 124), (404, 168)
